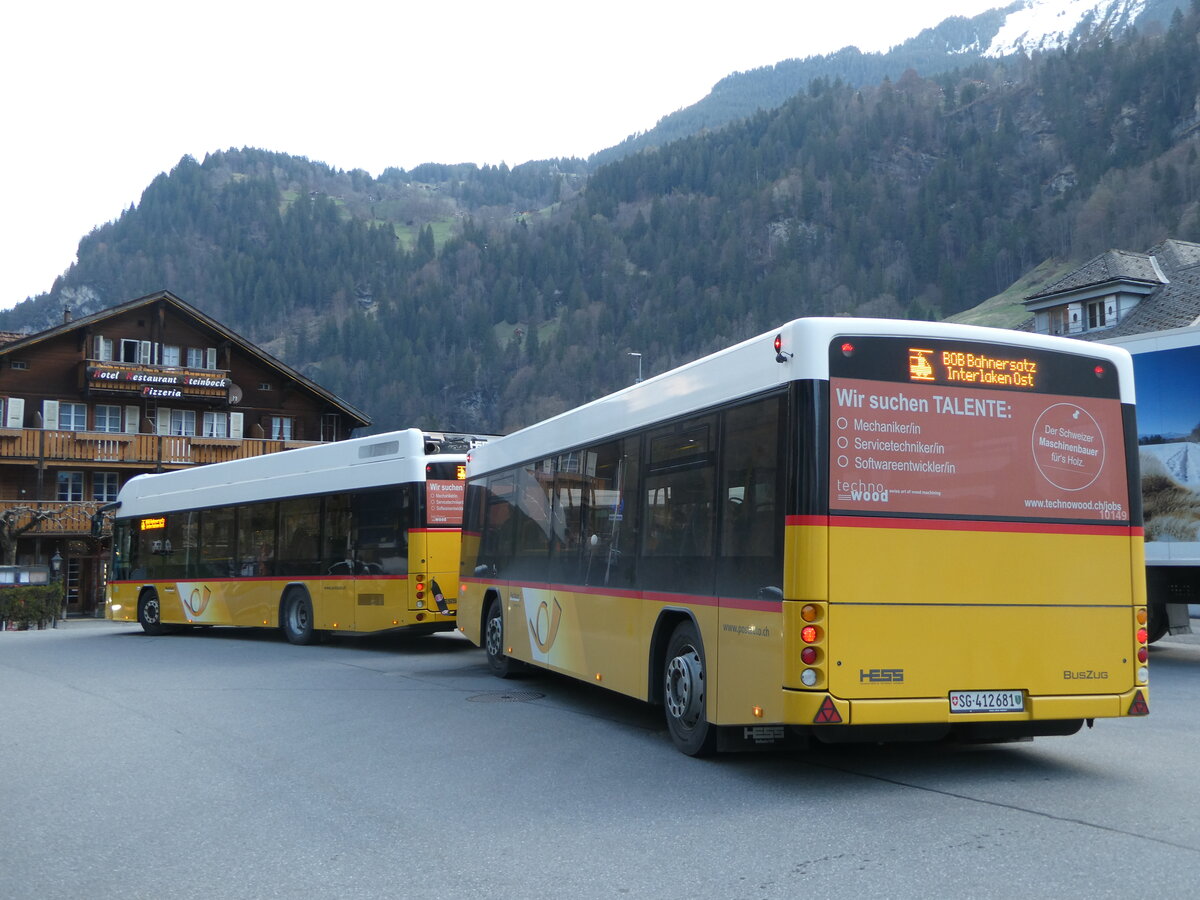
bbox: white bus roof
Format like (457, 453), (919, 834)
(468, 317), (1135, 475)
(114, 428), (466, 519)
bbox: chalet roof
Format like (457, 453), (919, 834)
(1025, 249), (1165, 301)
(1021, 239), (1200, 341)
(0, 290), (371, 427)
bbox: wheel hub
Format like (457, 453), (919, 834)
(486, 614), (503, 658)
(665, 648), (704, 724)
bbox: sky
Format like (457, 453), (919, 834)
(0, 0), (1000, 310)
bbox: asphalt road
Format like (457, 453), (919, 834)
(2, 619), (1199, 899)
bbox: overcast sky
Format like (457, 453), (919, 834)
(0, 0), (1000, 310)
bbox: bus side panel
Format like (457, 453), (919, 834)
(315, 579), (356, 631)
(524, 585), (647, 699)
(824, 524), (1141, 715)
(352, 577), (403, 633)
(714, 603), (785, 725)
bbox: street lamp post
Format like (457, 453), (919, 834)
(627, 352), (643, 384)
(50, 550), (64, 624)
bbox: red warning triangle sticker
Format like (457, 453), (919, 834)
(1127, 690), (1149, 717)
(813, 696), (843, 724)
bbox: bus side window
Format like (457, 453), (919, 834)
(640, 416), (716, 594)
(321, 494), (353, 575)
(717, 395), (785, 599)
(509, 462), (553, 581)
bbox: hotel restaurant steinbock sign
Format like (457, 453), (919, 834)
(86, 365), (230, 400)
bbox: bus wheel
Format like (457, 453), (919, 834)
(138, 590), (166, 637)
(663, 620), (716, 756)
(281, 591), (316, 645)
(484, 596), (518, 678)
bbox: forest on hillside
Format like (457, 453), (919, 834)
(3, 4), (1200, 434)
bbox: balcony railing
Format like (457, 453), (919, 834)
(0, 428), (320, 468)
(0, 500), (106, 539)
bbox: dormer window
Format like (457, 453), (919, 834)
(1086, 299), (1113, 330)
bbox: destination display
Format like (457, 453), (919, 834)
(828, 338), (1129, 522)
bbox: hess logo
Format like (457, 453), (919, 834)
(859, 668), (904, 683)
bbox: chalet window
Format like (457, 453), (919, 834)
(162, 345), (181, 366)
(202, 411), (228, 438)
(95, 405), (122, 433)
(120, 339), (153, 364)
(93, 472), (119, 502)
(270, 416), (294, 440)
(169, 409), (196, 436)
(321, 413), (339, 442)
(1047, 307), (1070, 336)
(1086, 300), (1110, 330)
(57, 471), (83, 502)
(10, 360), (29, 370)
(60, 402), (87, 432)
(187, 347), (218, 369)
(93, 336), (113, 361)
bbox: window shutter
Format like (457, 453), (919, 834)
(5, 397), (24, 428)
(138, 341), (152, 365)
(229, 411), (244, 440)
(157, 408), (171, 435)
(124, 405), (140, 434)
(205, 347), (217, 369)
(42, 400), (59, 430)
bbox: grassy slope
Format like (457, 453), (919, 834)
(946, 258), (1074, 330)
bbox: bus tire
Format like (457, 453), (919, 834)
(484, 595), (519, 678)
(281, 590), (316, 645)
(138, 590), (166, 637)
(663, 620), (716, 757)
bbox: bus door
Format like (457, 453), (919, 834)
(319, 494), (357, 631)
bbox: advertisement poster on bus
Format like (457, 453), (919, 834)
(426, 480), (466, 525)
(1128, 343), (1200, 548)
(829, 344), (1130, 524)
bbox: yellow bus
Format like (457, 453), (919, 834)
(458, 318), (1150, 754)
(107, 428), (480, 643)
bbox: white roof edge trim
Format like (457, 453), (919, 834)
(115, 427), (466, 518)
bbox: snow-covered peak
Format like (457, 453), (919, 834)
(982, 0), (1148, 57)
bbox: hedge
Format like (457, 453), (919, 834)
(0, 584), (65, 629)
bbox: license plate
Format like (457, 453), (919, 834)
(949, 690), (1024, 714)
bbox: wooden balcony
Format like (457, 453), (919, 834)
(0, 427), (320, 469)
(0, 500), (107, 539)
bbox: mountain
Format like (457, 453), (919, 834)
(594, 0), (1186, 165)
(2, 3), (1199, 435)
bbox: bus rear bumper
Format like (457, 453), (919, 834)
(776, 687), (1146, 735)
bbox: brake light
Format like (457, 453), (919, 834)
(801, 625), (819, 643)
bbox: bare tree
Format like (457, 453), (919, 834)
(0, 507), (66, 566)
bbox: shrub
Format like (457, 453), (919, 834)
(0, 584), (65, 629)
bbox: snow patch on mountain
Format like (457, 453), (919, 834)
(982, 0), (1148, 56)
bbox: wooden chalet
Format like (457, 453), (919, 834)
(0, 290), (370, 615)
